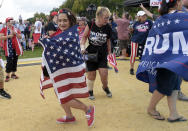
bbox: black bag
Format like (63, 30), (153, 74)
(83, 52), (98, 62)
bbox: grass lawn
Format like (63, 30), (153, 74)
(20, 46), (43, 59)
(2, 45), (43, 60)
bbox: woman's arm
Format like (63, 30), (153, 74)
(0, 33), (13, 40)
(80, 25), (89, 52)
(107, 39), (111, 55)
(140, 4), (154, 18)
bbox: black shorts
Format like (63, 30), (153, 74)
(118, 40), (129, 50)
(86, 44), (108, 71)
(86, 56), (108, 71)
(156, 68), (181, 96)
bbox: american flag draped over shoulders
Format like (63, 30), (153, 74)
(40, 25), (89, 104)
(136, 12), (188, 92)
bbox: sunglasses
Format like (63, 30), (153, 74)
(59, 9), (71, 16)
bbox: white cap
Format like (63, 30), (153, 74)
(137, 11), (146, 16)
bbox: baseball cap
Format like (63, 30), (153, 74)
(137, 11), (146, 16)
(6, 17), (13, 23)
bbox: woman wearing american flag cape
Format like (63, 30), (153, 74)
(136, 0), (188, 122)
(40, 8), (95, 127)
(0, 17), (22, 82)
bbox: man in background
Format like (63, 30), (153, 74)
(113, 12), (130, 59)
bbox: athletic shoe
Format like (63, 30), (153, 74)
(5, 76), (10, 82)
(86, 106), (95, 127)
(88, 90), (95, 100)
(56, 116), (76, 124)
(130, 69), (134, 75)
(11, 74), (19, 79)
(0, 89), (11, 99)
(103, 87), (112, 97)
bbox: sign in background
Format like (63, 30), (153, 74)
(150, 0), (162, 6)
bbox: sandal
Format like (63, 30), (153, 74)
(167, 116), (187, 123)
(148, 111), (165, 120)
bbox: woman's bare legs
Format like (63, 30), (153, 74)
(61, 99), (90, 118)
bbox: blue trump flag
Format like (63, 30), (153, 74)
(136, 12), (188, 92)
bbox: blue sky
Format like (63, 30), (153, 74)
(0, 0), (65, 22)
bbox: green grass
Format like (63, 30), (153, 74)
(19, 46), (43, 59)
(2, 46), (43, 60)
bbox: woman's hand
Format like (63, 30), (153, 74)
(80, 44), (86, 54)
(8, 34), (14, 38)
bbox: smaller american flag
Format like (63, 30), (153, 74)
(107, 53), (118, 73)
(40, 25), (89, 104)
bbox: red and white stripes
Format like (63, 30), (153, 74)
(130, 42), (138, 65)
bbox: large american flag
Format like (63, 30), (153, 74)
(40, 25), (89, 104)
(136, 12), (188, 93)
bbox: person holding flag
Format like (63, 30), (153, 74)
(80, 6), (113, 100)
(40, 8), (95, 127)
(136, 0), (188, 122)
(129, 10), (153, 75)
(0, 17), (22, 82)
(140, 1), (188, 101)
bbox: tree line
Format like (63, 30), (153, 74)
(28, 0), (157, 23)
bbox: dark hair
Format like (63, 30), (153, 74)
(49, 15), (55, 22)
(159, 0), (178, 15)
(58, 8), (77, 27)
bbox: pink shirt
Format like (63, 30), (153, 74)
(115, 18), (130, 40)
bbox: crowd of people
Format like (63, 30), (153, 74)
(0, 0), (188, 128)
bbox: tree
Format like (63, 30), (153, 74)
(59, 0), (74, 9)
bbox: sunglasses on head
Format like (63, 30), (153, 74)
(59, 9), (71, 16)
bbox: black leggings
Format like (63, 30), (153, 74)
(6, 50), (18, 73)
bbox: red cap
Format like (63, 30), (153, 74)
(6, 17), (13, 23)
(50, 11), (58, 16)
(58, 9), (63, 13)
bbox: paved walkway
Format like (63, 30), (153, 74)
(1, 60), (188, 131)
(18, 57), (42, 62)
